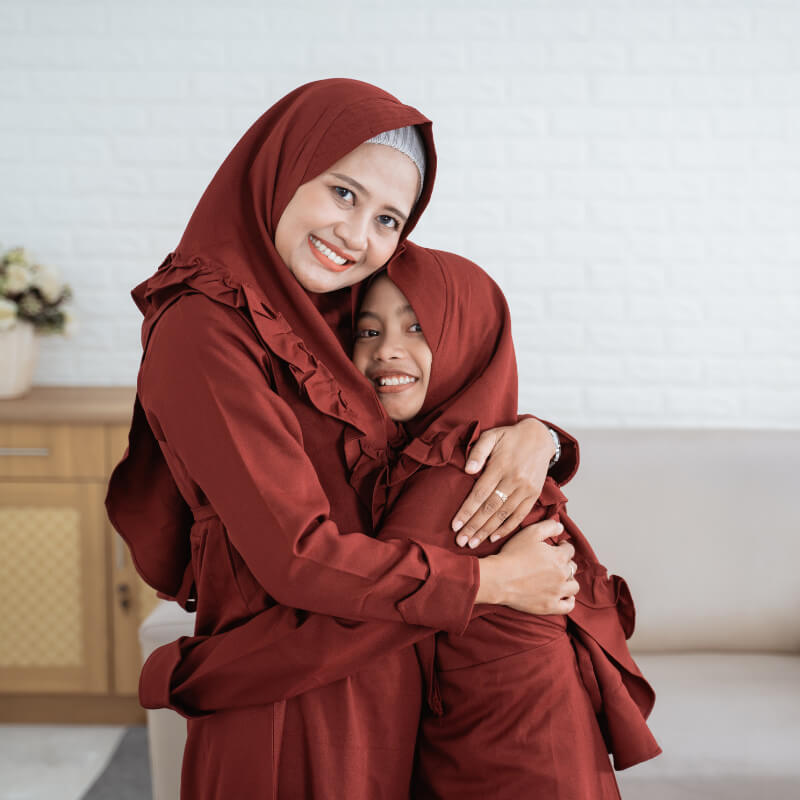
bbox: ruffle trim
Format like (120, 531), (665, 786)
(139, 253), (390, 511)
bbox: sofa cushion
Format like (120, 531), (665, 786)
(566, 429), (800, 652)
(622, 652), (800, 779)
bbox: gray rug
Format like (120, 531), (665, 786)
(81, 726), (152, 800)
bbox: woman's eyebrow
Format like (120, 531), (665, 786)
(330, 173), (409, 223)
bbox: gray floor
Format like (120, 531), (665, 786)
(0, 724), (126, 800)
(82, 727), (151, 800)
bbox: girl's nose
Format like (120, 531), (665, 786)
(374, 333), (406, 361)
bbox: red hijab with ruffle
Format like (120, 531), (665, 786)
(376, 244), (659, 770)
(381, 243), (519, 479)
(106, 79), (437, 604)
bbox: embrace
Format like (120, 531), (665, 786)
(106, 78), (660, 799)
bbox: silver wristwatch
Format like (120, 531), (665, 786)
(547, 427), (561, 469)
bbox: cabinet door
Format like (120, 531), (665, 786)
(0, 482), (108, 693)
(106, 424), (160, 695)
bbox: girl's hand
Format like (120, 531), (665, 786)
(452, 417), (555, 548)
(475, 519), (579, 615)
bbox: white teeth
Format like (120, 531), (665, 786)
(378, 376), (416, 386)
(310, 236), (348, 266)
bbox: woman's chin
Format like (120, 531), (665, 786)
(288, 259), (372, 294)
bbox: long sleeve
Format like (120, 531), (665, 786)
(140, 462), (562, 717)
(140, 294), (479, 632)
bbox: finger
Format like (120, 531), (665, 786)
(556, 540), (576, 562)
(467, 488), (529, 549)
(456, 481), (513, 547)
(487, 496), (536, 543)
(463, 429), (501, 474)
(452, 463), (507, 539)
(565, 560), (578, 580)
(556, 595), (576, 614)
(527, 519), (564, 543)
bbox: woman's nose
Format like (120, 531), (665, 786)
(334, 213), (369, 252)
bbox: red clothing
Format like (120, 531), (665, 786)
(105, 80), (494, 799)
(139, 245), (658, 798)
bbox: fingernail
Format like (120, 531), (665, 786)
(465, 460), (479, 473)
(489, 534), (499, 543)
(468, 537), (480, 549)
(452, 520), (463, 533)
(456, 534), (468, 547)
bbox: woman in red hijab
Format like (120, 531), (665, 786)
(142, 244), (660, 798)
(107, 79), (583, 798)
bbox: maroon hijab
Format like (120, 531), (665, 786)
(367, 242), (520, 490)
(107, 79), (437, 603)
(384, 245), (659, 769)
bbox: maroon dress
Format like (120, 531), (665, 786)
(106, 80), (485, 798)
(137, 245), (659, 798)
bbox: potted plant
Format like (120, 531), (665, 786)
(0, 247), (75, 398)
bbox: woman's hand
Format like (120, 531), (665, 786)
(452, 417), (556, 548)
(475, 519), (578, 615)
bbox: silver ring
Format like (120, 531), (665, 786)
(494, 489), (508, 504)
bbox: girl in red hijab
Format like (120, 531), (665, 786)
(143, 244), (659, 797)
(107, 79), (584, 798)
(368, 248), (661, 797)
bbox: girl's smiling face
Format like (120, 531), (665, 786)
(352, 274), (432, 422)
(274, 142), (420, 294)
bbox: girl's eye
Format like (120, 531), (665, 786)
(355, 328), (379, 339)
(333, 186), (354, 203)
(377, 214), (399, 230)
(409, 323), (422, 333)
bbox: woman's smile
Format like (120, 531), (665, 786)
(307, 235), (356, 272)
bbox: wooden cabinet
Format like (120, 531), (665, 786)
(0, 388), (159, 723)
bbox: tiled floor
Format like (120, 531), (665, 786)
(0, 724), (125, 800)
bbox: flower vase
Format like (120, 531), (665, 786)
(0, 320), (39, 399)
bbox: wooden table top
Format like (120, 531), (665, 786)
(0, 386), (137, 424)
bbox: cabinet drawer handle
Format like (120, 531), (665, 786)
(0, 447), (51, 457)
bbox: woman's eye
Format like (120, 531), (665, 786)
(333, 186), (354, 202)
(377, 214), (399, 230)
(409, 323), (422, 333)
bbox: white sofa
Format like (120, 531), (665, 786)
(140, 428), (800, 800)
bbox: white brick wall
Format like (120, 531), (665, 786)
(3, 0), (798, 427)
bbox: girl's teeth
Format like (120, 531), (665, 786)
(310, 236), (348, 266)
(379, 376), (416, 386)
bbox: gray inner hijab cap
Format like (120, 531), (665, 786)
(365, 125), (426, 201)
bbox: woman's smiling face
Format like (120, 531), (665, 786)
(352, 274), (432, 422)
(274, 142), (420, 294)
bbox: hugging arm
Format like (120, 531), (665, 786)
(141, 293), (479, 631)
(141, 467), (574, 718)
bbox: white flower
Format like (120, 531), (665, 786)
(4, 247), (29, 266)
(0, 297), (18, 331)
(4, 263), (32, 294)
(31, 264), (64, 304)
